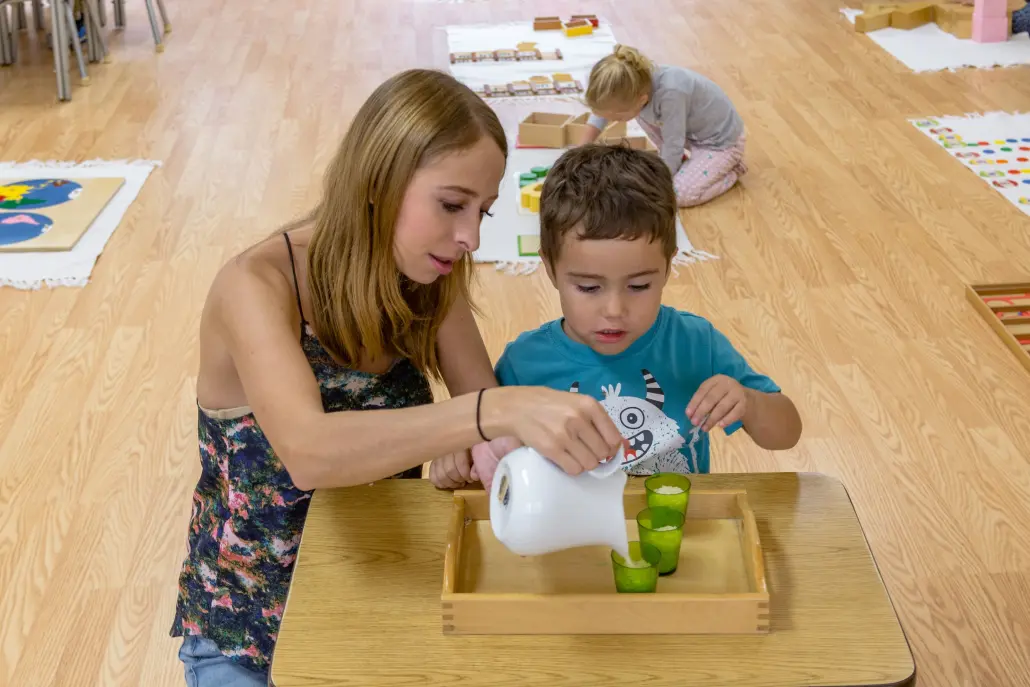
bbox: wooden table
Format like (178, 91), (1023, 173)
(272, 473), (915, 687)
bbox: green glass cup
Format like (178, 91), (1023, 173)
(610, 541), (661, 593)
(636, 507), (685, 575)
(644, 473), (691, 515)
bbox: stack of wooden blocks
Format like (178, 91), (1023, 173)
(973, 0), (1011, 41)
(854, 0), (1022, 41)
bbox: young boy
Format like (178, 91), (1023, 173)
(488, 144), (800, 481)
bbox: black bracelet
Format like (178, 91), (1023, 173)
(476, 388), (489, 442)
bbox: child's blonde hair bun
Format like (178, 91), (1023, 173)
(612, 45), (654, 74)
(586, 45), (655, 111)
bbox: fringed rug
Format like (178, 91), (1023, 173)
(0, 159), (160, 289)
(911, 112), (1030, 217)
(840, 8), (1030, 72)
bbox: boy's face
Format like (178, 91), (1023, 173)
(544, 232), (669, 355)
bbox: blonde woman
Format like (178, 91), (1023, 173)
(170, 69), (622, 687)
(581, 45), (747, 207)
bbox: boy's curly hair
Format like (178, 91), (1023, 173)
(539, 144), (677, 264)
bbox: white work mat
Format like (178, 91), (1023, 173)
(444, 19), (618, 100)
(911, 111), (1030, 217)
(841, 8), (1030, 72)
(0, 159), (160, 289)
(476, 146), (717, 274)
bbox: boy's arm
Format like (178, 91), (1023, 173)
(687, 323), (801, 450)
(739, 389), (801, 451)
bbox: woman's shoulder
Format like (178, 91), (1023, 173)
(204, 233), (299, 329)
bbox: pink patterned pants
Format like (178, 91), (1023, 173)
(639, 120), (748, 207)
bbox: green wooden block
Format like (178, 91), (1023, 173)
(518, 234), (540, 257)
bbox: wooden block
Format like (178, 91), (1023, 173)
(855, 6), (895, 32)
(517, 235), (540, 257)
(974, 0), (1009, 17)
(570, 14), (600, 27)
(935, 3), (974, 37)
(890, 2), (935, 29)
(561, 18), (593, 37)
(973, 12), (1010, 40)
(533, 16), (562, 30)
(520, 181), (544, 213)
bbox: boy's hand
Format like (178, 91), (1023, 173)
(429, 451), (477, 490)
(470, 436), (522, 492)
(687, 375), (749, 432)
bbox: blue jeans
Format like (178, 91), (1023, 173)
(179, 636), (267, 687)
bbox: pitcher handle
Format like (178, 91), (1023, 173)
(588, 442), (626, 478)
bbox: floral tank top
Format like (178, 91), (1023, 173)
(170, 234), (433, 676)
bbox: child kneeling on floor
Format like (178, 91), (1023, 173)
(580, 45), (747, 207)
(474, 145), (801, 489)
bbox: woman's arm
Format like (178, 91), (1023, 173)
(436, 293), (498, 397)
(213, 263), (620, 490)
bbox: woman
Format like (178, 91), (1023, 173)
(170, 69), (622, 687)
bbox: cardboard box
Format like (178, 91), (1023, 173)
(519, 113), (574, 148)
(563, 114), (628, 145)
(604, 135), (652, 151)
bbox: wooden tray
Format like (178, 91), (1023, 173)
(441, 488), (769, 635)
(966, 281), (1030, 375)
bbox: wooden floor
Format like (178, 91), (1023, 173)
(1, 0), (1029, 684)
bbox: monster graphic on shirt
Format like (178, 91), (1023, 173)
(569, 369), (704, 475)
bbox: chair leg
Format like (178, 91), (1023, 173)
(63, 0), (88, 84)
(95, 0), (105, 26)
(32, 0), (43, 30)
(83, 0), (97, 62)
(143, 0), (162, 51)
(0, 7), (13, 66)
(15, 2), (27, 30)
(82, 0), (107, 62)
(112, 0), (124, 29)
(51, 0), (71, 100)
(155, 0), (169, 33)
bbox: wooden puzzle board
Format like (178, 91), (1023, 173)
(0, 177), (125, 252)
(966, 281), (1030, 375)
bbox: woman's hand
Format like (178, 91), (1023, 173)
(482, 387), (623, 476)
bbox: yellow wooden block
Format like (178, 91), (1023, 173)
(562, 19), (593, 37)
(520, 181), (544, 213)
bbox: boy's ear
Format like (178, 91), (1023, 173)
(540, 252), (558, 286)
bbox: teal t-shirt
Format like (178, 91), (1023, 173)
(494, 305), (781, 474)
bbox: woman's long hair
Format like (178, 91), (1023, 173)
(301, 69), (507, 379)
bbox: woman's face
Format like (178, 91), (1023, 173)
(393, 136), (505, 284)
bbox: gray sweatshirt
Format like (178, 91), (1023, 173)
(588, 65), (744, 174)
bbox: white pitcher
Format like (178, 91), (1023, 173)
(489, 445), (629, 558)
